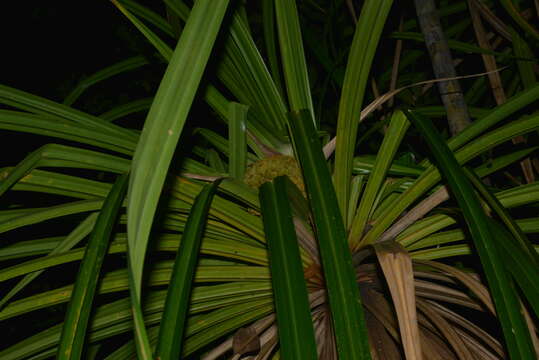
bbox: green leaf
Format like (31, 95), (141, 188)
(228, 102), (248, 180)
(463, 167), (539, 264)
(0, 212), (98, 309)
(100, 98), (153, 123)
(499, 0), (539, 41)
(259, 176), (317, 360)
(474, 146), (539, 178)
(63, 56), (149, 106)
(0, 84), (137, 142)
(262, 0), (284, 96)
(0, 143), (129, 198)
(447, 84), (539, 152)
(124, 2), (230, 357)
(171, 177), (264, 243)
(488, 220), (539, 319)
(117, 0), (176, 38)
(57, 173), (128, 359)
(334, 0), (394, 225)
(0, 199), (105, 235)
(156, 1), (291, 149)
(288, 110), (371, 360)
(347, 175), (365, 228)
(365, 112), (539, 245)
(126, 255), (153, 359)
(510, 27), (537, 89)
(196, 128), (258, 164)
(126, 0), (230, 299)
(496, 182), (539, 208)
(0, 283), (272, 359)
(349, 110), (409, 246)
(275, 0), (314, 123)
(405, 109), (535, 360)
(112, 0), (173, 60)
(0, 111), (136, 156)
(205, 149), (227, 173)
(353, 156), (425, 177)
(390, 31), (525, 58)
(155, 181), (220, 360)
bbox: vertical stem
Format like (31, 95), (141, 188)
(414, 0), (471, 136)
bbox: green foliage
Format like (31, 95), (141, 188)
(259, 176), (317, 360)
(1, 0), (538, 359)
(155, 181), (220, 360)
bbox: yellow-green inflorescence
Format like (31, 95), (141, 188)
(244, 155), (305, 193)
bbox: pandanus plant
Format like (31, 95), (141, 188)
(0, 0), (538, 359)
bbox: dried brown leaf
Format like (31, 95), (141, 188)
(428, 300), (504, 358)
(375, 241), (423, 359)
(366, 312), (401, 360)
(417, 299), (475, 360)
(233, 326), (261, 356)
(416, 260), (495, 313)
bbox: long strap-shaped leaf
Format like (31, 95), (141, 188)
(447, 83), (539, 152)
(0, 143), (129, 198)
(488, 219), (539, 319)
(288, 110), (371, 360)
(228, 102), (248, 180)
(56, 173), (128, 359)
(0, 110), (136, 155)
(0, 212), (98, 309)
(349, 110), (409, 246)
(127, 0), (230, 299)
(274, 0), (314, 124)
(155, 181), (220, 360)
(374, 241), (422, 360)
(363, 112), (539, 245)
(126, 2), (229, 357)
(262, 0), (284, 97)
(63, 56), (149, 106)
(0, 84), (137, 142)
(123, 0), (288, 149)
(499, 0), (539, 41)
(405, 109), (535, 359)
(334, 0), (393, 225)
(463, 167), (539, 265)
(259, 176), (317, 360)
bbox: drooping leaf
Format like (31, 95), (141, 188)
(488, 219), (539, 319)
(405, 109), (535, 360)
(126, 0), (230, 300)
(63, 56), (149, 106)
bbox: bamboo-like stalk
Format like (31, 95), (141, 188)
(414, 0), (471, 135)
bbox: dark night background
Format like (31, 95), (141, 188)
(2, 2), (134, 99)
(1, 1), (167, 166)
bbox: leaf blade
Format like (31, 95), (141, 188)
(258, 176), (317, 360)
(126, 0), (230, 299)
(155, 181), (220, 359)
(288, 109), (371, 360)
(57, 173), (128, 359)
(405, 109), (535, 360)
(334, 0), (394, 224)
(275, 0), (314, 123)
